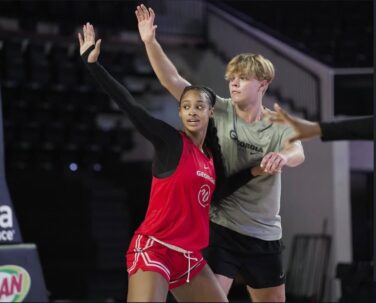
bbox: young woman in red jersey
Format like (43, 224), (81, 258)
(78, 23), (262, 302)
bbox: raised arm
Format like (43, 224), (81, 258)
(136, 4), (190, 101)
(78, 22), (180, 146)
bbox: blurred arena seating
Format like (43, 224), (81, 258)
(213, 0), (373, 67)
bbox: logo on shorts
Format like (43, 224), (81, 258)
(197, 184), (210, 207)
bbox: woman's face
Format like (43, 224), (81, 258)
(179, 90), (213, 135)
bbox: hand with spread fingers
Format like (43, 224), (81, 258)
(135, 4), (158, 44)
(77, 22), (102, 63)
(268, 103), (321, 144)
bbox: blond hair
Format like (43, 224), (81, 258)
(225, 53), (275, 83)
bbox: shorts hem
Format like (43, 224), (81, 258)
(128, 267), (170, 284)
(246, 279), (286, 289)
(168, 259), (207, 290)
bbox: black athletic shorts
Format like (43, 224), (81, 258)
(204, 221), (286, 289)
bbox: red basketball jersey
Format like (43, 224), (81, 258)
(135, 133), (216, 252)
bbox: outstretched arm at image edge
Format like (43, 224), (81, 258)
(320, 116), (373, 141)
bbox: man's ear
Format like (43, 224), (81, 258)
(260, 79), (268, 88)
(260, 80), (269, 95)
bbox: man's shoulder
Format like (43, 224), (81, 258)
(262, 106), (292, 133)
(214, 96), (232, 115)
(267, 122), (293, 138)
(216, 96), (232, 105)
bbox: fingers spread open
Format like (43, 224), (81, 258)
(149, 7), (155, 22)
(274, 103), (295, 124)
(141, 4), (149, 18)
(83, 24), (87, 41)
(95, 39), (102, 52)
(89, 23), (95, 41)
(136, 6), (144, 21)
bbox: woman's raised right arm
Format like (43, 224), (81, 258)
(78, 23), (178, 144)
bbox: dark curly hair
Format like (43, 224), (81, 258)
(179, 85), (226, 205)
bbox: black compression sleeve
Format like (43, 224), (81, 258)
(81, 46), (182, 176)
(320, 116), (373, 141)
(213, 167), (257, 202)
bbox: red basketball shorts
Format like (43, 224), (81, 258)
(126, 234), (206, 289)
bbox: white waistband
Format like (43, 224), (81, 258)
(149, 236), (191, 254)
(149, 236), (198, 283)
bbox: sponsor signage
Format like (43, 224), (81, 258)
(0, 245), (48, 302)
(0, 89), (22, 243)
(0, 265), (31, 302)
(0, 88), (47, 301)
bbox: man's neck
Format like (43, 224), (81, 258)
(235, 102), (264, 123)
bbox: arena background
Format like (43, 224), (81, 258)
(0, 0), (373, 302)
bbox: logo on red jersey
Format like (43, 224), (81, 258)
(198, 184), (211, 207)
(196, 171), (215, 185)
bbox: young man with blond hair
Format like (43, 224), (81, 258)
(135, 4), (305, 302)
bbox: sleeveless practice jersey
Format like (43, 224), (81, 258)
(136, 133), (216, 251)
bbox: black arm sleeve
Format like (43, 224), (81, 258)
(320, 116), (373, 141)
(213, 167), (256, 203)
(81, 46), (182, 177)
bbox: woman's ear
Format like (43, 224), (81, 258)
(210, 108), (214, 118)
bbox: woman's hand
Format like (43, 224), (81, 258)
(267, 103), (321, 144)
(78, 22), (101, 63)
(251, 164), (281, 176)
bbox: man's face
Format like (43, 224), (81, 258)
(228, 73), (267, 106)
